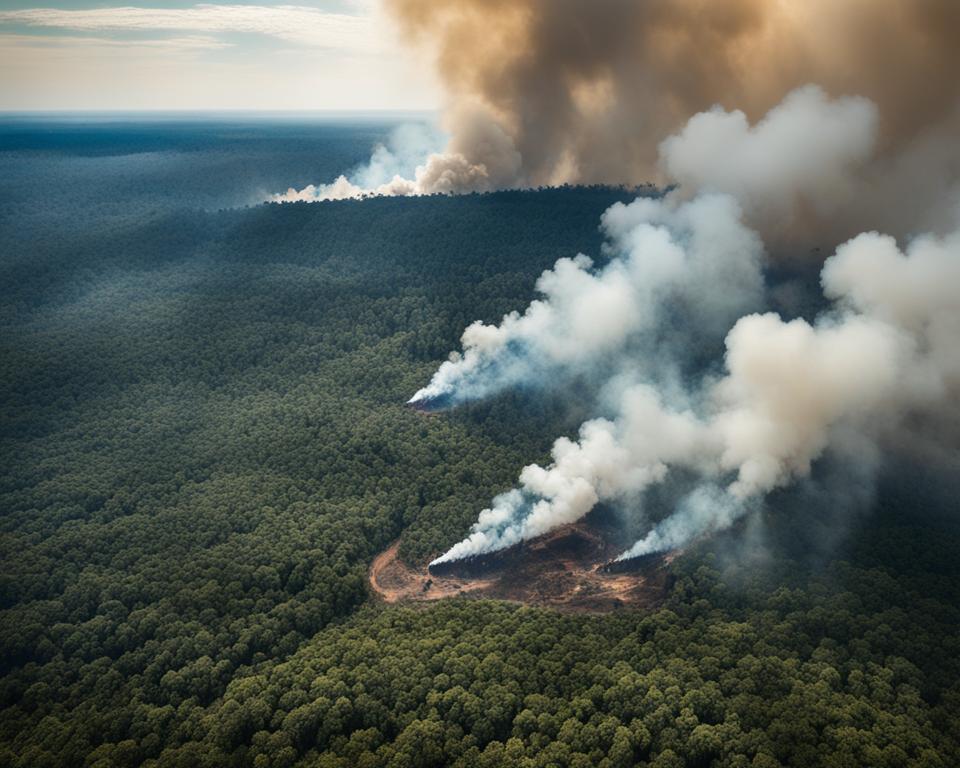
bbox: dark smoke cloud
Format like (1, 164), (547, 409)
(274, 1), (960, 241)
(386, 0), (960, 180)
(381, 0), (960, 239)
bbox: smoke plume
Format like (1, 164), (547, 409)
(659, 85), (878, 234)
(383, 0), (960, 228)
(412, 88), (878, 409)
(273, 105), (522, 201)
(430, 215), (957, 565)
(409, 191), (764, 407)
(276, 0), (960, 243)
(421, 85), (959, 565)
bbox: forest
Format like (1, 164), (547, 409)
(1, 122), (959, 767)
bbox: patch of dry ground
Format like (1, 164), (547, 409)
(369, 524), (676, 613)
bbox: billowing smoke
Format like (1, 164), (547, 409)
(412, 88), (876, 409)
(433, 385), (709, 563)
(431, 216), (957, 565)
(617, 225), (960, 560)
(273, 105), (522, 201)
(410, 191), (764, 407)
(270, 0), (960, 562)
(659, 85), (878, 234)
(276, 0), (960, 242)
(422, 87), (959, 566)
(385, 0), (960, 187)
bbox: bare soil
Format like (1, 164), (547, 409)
(368, 524), (677, 613)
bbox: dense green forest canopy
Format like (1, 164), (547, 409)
(1, 120), (958, 767)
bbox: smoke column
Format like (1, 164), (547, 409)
(411, 88), (876, 409)
(409, 191), (765, 407)
(272, 105), (522, 201)
(386, 0), (960, 182)
(423, 87), (960, 566)
(277, 0), (960, 240)
(269, 0), (960, 563)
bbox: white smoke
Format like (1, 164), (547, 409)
(410, 192), (764, 406)
(271, 121), (439, 202)
(421, 87), (960, 565)
(272, 105), (522, 202)
(659, 85), (879, 232)
(822, 228), (960, 393)
(659, 85), (960, 243)
(713, 312), (908, 499)
(432, 230), (952, 564)
(412, 86), (888, 408)
(616, 485), (747, 561)
(430, 385), (711, 564)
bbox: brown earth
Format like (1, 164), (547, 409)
(368, 523), (677, 613)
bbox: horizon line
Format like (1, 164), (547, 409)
(0, 108), (438, 119)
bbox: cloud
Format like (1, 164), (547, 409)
(0, 4), (379, 51)
(0, 32), (232, 52)
(0, 2), (440, 110)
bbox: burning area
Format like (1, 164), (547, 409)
(369, 513), (678, 613)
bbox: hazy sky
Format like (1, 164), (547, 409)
(0, 0), (440, 110)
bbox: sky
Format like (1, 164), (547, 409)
(0, 0), (440, 110)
